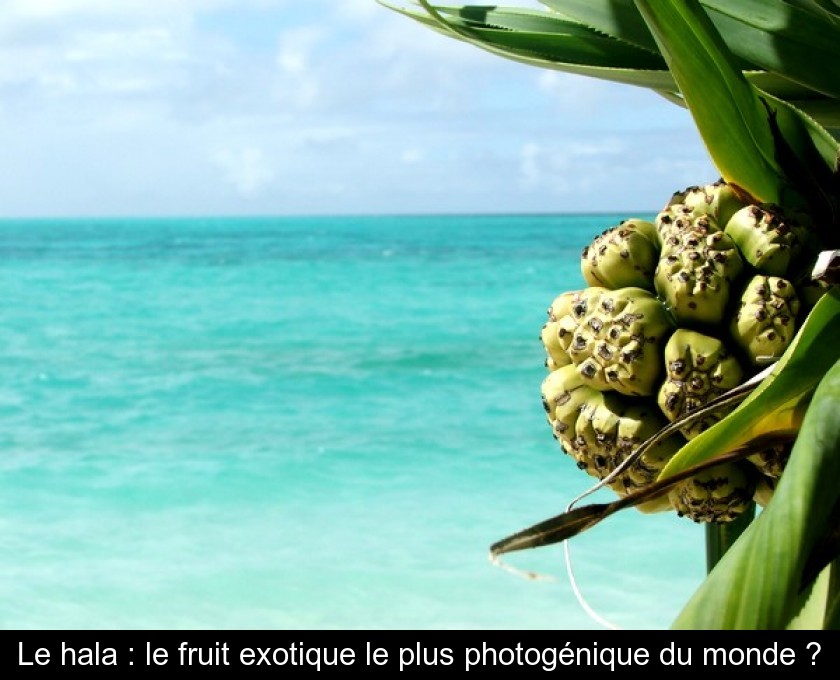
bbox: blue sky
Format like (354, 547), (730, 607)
(0, 0), (718, 217)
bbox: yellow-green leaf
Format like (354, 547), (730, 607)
(671, 355), (840, 629)
(633, 0), (787, 203)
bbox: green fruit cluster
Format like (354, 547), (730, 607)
(540, 181), (827, 523)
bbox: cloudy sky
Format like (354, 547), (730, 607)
(0, 0), (717, 217)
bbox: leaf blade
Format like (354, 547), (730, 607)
(633, 0), (787, 202)
(701, 0), (840, 99)
(671, 355), (840, 629)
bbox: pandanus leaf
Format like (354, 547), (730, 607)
(671, 355), (840, 629)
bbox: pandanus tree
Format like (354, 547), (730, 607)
(382, 0), (840, 629)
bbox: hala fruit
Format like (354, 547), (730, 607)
(540, 179), (830, 523)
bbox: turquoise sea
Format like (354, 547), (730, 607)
(0, 214), (706, 630)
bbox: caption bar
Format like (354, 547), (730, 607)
(4, 632), (832, 673)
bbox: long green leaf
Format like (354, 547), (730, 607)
(756, 91), (840, 240)
(435, 4), (641, 39)
(634, 0), (787, 203)
(701, 0), (840, 99)
(538, 1), (840, 127)
(382, 2), (670, 73)
(540, 0), (661, 53)
(785, 564), (833, 630)
(380, 2), (840, 128)
(438, 4), (646, 37)
(444, 26), (666, 69)
(825, 561), (840, 629)
(542, 0), (840, 98)
(590, 0), (840, 214)
(671, 356), (840, 629)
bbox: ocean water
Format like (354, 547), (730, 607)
(0, 214), (706, 630)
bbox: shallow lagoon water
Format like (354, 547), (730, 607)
(0, 215), (705, 629)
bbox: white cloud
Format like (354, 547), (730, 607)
(64, 27), (185, 64)
(275, 27), (322, 75)
(273, 27), (325, 108)
(537, 70), (608, 114)
(400, 147), (424, 165)
(212, 146), (276, 197)
(519, 142), (543, 187)
(0, 0), (276, 23)
(518, 137), (625, 193)
(0, 0), (712, 216)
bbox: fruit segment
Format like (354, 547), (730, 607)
(724, 204), (808, 276)
(668, 462), (756, 524)
(730, 275), (800, 366)
(581, 218), (659, 291)
(566, 287), (675, 397)
(657, 329), (744, 440)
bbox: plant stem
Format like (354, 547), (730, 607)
(705, 501), (756, 573)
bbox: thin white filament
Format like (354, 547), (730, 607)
(564, 539), (621, 630)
